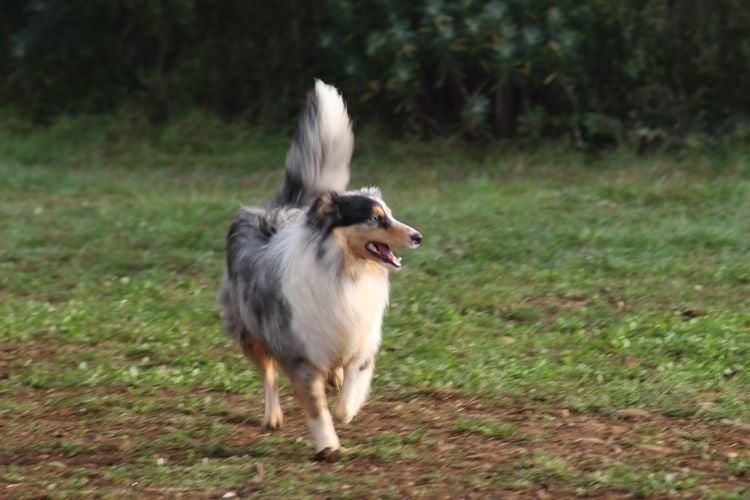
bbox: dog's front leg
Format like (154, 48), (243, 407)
(333, 357), (374, 424)
(290, 359), (341, 461)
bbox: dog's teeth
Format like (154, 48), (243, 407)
(366, 243), (377, 253)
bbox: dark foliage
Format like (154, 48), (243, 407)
(2, 0), (750, 144)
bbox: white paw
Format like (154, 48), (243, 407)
(313, 446), (341, 462)
(307, 414), (341, 453)
(332, 404), (353, 424)
(261, 406), (284, 430)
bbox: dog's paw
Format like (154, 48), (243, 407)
(312, 447), (341, 462)
(332, 405), (353, 425)
(261, 408), (284, 431)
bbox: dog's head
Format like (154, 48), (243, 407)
(308, 187), (421, 270)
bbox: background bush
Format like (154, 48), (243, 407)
(2, 0), (750, 145)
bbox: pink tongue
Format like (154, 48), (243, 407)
(374, 242), (399, 267)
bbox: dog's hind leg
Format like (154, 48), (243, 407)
(290, 359), (341, 460)
(243, 337), (284, 430)
(333, 357), (374, 424)
(327, 366), (344, 392)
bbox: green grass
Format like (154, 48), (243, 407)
(4, 154), (746, 418)
(1, 115), (749, 496)
(451, 418), (524, 440)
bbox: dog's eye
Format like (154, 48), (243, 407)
(370, 214), (383, 224)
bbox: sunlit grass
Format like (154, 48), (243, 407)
(1, 118), (749, 495)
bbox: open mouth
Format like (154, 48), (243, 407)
(365, 242), (401, 269)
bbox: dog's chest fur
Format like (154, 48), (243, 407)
(277, 228), (389, 371)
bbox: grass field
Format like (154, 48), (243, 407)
(1, 128), (749, 497)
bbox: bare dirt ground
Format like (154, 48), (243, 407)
(2, 384), (748, 499)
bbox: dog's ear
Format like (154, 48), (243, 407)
(308, 192), (339, 228)
(312, 192), (336, 217)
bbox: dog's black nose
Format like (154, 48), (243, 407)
(411, 232), (422, 245)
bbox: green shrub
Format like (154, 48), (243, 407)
(323, 0), (578, 139)
(2, 0), (750, 145)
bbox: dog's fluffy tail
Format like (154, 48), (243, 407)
(271, 79), (353, 207)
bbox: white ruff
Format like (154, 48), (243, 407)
(273, 221), (389, 372)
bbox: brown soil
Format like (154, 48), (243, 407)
(1, 384), (748, 499)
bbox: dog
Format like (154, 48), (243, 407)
(218, 80), (422, 460)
